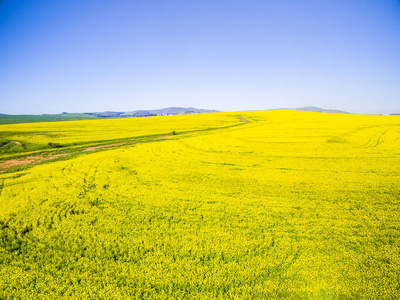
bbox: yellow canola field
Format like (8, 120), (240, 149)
(0, 110), (399, 299)
(0, 113), (240, 150)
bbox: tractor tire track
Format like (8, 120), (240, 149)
(0, 179), (4, 200)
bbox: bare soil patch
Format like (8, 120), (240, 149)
(83, 142), (126, 152)
(156, 135), (173, 140)
(0, 153), (69, 172)
(239, 116), (249, 123)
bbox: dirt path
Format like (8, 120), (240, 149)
(83, 142), (126, 152)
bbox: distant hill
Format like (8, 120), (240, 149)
(272, 106), (351, 114)
(296, 106), (351, 114)
(88, 107), (219, 118)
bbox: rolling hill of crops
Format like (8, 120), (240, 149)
(0, 110), (399, 299)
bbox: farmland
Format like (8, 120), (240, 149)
(0, 111), (399, 299)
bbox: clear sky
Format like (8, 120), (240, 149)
(1, 0), (399, 115)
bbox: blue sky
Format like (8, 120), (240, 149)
(1, 0), (399, 115)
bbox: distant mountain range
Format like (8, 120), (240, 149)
(0, 107), (220, 124)
(86, 107), (219, 118)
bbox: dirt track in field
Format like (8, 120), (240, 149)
(0, 153), (70, 172)
(83, 142), (126, 152)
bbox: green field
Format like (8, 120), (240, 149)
(0, 113), (99, 125)
(0, 111), (399, 299)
